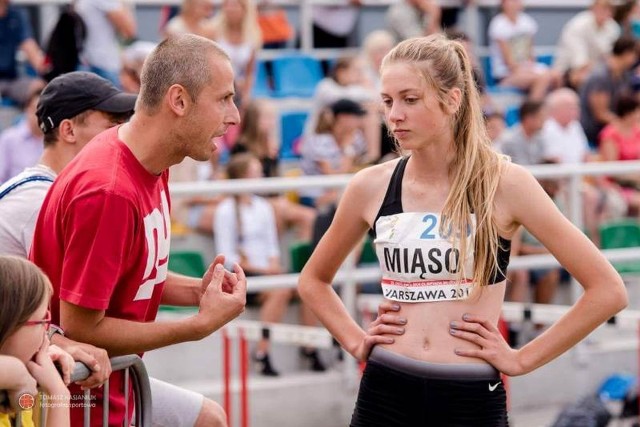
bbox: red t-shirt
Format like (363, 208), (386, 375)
(30, 126), (171, 427)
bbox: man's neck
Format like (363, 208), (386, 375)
(118, 116), (172, 176)
(39, 145), (72, 175)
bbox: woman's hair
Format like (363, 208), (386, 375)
(0, 256), (51, 349)
(615, 92), (640, 117)
(381, 34), (506, 288)
(211, 0), (262, 49)
(329, 56), (356, 82)
(315, 107), (336, 134)
(237, 99), (269, 158)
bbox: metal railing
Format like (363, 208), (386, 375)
(8, 355), (151, 427)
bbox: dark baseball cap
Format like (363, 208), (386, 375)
(36, 71), (137, 134)
(330, 99), (367, 117)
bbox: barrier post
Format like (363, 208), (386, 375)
(239, 328), (250, 427)
(222, 328), (232, 427)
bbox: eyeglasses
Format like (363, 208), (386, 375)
(23, 310), (51, 331)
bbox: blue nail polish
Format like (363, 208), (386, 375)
(462, 313), (470, 321)
(450, 321), (458, 328)
(449, 329), (456, 335)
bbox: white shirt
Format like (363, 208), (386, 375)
(0, 164), (56, 257)
(213, 195), (280, 269)
(312, 6), (359, 36)
(554, 11), (620, 73)
(541, 119), (590, 164)
(77, 0), (125, 72)
(488, 13), (538, 79)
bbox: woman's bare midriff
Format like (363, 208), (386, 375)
(376, 282), (507, 364)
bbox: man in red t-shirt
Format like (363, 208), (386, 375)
(30, 34), (245, 427)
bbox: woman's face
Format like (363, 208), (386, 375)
(380, 62), (453, 151)
(0, 298), (48, 363)
(223, 0), (245, 24)
(194, 0), (215, 19)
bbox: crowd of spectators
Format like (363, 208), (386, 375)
(2, 0), (640, 392)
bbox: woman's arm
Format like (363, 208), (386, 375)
(452, 163), (627, 375)
(298, 167), (399, 360)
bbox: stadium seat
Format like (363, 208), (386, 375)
(359, 238), (377, 264)
(280, 111), (308, 160)
(252, 59), (272, 98)
(272, 55), (323, 98)
(168, 250), (207, 278)
(290, 241), (313, 273)
(505, 105), (520, 127)
(599, 219), (640, 274)
(536, 53), (554, 67)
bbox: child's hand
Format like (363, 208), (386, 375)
(47, 345), (75, 386)
(26, 339), (69, 396)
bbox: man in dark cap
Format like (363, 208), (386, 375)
(0, 70), (136, 394)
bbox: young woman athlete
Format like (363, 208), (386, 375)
(298, 34), (627, 426)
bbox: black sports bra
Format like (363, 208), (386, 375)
(369, 156), (510, 287)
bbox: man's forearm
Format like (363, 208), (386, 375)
(161, 272), (201, 306)
(64, 315), (211, 357)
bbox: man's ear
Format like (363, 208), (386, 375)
(445, 87), (463, 115)
(58, 119), (76, 144)
(166, 84), (191, 117)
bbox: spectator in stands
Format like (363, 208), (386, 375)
(212, 0), (262, 108)
(232, 99), (316, 241)
(0, 256), (73, 427)
(305, 56), (379, 160)
(119, 41), (156, 94)
(257, 1), (293, 49)
(499, 100), (548, 165)
(542, 88), (591, 163)
(598, 93), (640, 216)
(164, 0), (216, 39)
(485, 110), (507, 153)
(76, 0), (137, 86)
(29, 34), (245, 427)
(579, 36), (638, 145)
(386, 0), (442, 42)
(541, 88), (626, 244)
(300, 99), (369, 208)
(361, 30), (395, 92)
(554, 0), (620, 90)
(488, 0), (559, 101)
(214, 153), (324, 376)
(311, 1), (361, 48)
(360, 30), (396, 160)
(0, 1), (45, 106)
(0, 84), (44, 184)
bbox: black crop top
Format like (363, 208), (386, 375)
(369, 157), (511, 290)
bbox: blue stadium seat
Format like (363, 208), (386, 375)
(280, 111), (308, 159)
(272, 55), (323, 98)
(252, 60), (272, 98)
(536, 54), (554, 67)
(505, 105), (520, 127)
